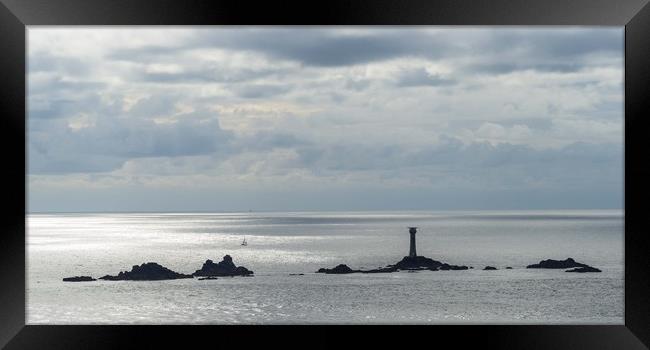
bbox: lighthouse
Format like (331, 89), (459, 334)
(408, 227), (418, 257)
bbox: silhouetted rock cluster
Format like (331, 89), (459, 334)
(527, 258), (584, 269)
(316, 255), (469, 274)
(99, 262), (193, 281)
(526, 258), (601, 273)
(317, 264), (359, 274)
(193, 255), (254, 277)
(483, 266), (498, 270)
(390, 256), (469, 271)
(63, 276), (96, 282)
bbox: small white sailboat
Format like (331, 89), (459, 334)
(241, 237), (248, 246)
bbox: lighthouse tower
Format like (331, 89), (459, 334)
(408, 227), (418, 257)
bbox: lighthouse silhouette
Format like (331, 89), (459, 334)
(408, 227), (418, 257)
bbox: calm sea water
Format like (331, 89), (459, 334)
(26, 210), (624, 324)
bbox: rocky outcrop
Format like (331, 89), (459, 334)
(317, 256), (468, 274)
(63, 276), (96, 282)
(483, 266), (497, 270)
(527, 258), (601, 273)
(527, 258), (587, 269)
(438, 263), (469, 271)
(317, 264), (359, 274)
(384, 256), (468, 271)
(198, 276), (219, 280)
(390, 256), (444, 270)
(99, 262), (193, 281)
(566, 266), (602, 273)
(193, 255), (254, 277)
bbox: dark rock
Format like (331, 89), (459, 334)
(526, 258), (588, 269)
(317, 255), (469, 275)
(316, 264), (360, 274)
(566, 266), (602, 273)
(483, 266), (498, 270)
(198, 276), (219, 280)
(99, 262), (193, 281)
(390, 256), (469, 271)
(193, 255), (254, 277)
(392, 256), (445, 270)
(439, 263), (469, 271)
(63, 276), (96, 282)
(506, 267), (513, 269)
(289, 273), (305, 276)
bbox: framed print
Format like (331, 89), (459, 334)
(1, 0), (649, 348)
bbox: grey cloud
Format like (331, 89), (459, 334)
(448, 118), (554, 131)
(132, 65), (292, 85)
(344, 79), (371, 91)
(234, 131), (308, 151)
(29, 99), (78, 119)
(127, 94), (179, 117)
(29, 51), (91, 75)
(29, 77), (106, 95)
(136, 71), (219, 84)
(106, 28), (621, 71)
(467, 62), (585, 75)
(233, 84), (291, 99)
(29, 91), (120, 120)
(107, 29), (452, 67)
(81, 117), (231, 159)
(476, 29), (622, 59)
(395, 67), (456, 87)
(29, 114), (233, 174)
(289, 137), (622, 190)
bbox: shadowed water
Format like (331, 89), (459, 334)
(27, 210), (623, 324)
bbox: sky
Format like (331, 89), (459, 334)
(27, 27), (624, 212)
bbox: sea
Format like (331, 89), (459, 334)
(26, 210), (624, 324)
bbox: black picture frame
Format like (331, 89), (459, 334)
(1, 0), (649, 348)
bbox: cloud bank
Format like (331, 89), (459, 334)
(27, 27), (623, 212)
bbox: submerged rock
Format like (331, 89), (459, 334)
(63, 276), (96, 282)
(483, 266), (498, 270)
(505, 267), (513, 269)
(198, 276), (219, 280)
(566, 266), (602, 273)
(193, 255), (254, 277)
(527, 258), (593, 269)
(99, 262), (193, 281)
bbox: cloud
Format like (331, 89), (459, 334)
(29, 114), (233, 174)
(26, 27), (624, 211)
(233, 84), (292, 99)
(395, 67), (456, 87)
